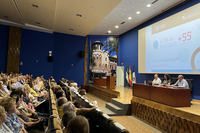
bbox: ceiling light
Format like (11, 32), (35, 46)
(128, 17), (132, 20)
(147, 4), (151, 7)
(115, 25), (119, 28)
(36, 22), (40, 24)
(76, 14), (82, 17)
(4, 16), (9, 19)
(32, 4), (38, 8)
(136, 11), (140, 14)
(108, 30), (111, 33)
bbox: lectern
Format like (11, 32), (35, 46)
(106, 76), (115, 89)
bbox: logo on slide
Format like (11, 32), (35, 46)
(155, 25), (159, 31)
(153, 40), (159, 49)
(182, 16), (186, 20)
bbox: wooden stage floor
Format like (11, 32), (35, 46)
(102, 86), (200, 121)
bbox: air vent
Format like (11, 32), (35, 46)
(76, 14), (82, 17)
(36, 22), (40, 24)
(32, 4), (38, 8)
(69, 28), (73, 31)
(151, 0), (158, 4)
(121, 21), (125, 24)
(4, 16), (9, 19)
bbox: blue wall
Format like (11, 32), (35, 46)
(118, 0), (200, 100)
(0, 25), (86, 85)
(53, 33), (86, 86)
(0, 25), (9, 73)
(19, 29), (54, 79)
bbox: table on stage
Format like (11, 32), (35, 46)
(132, 83), (191, 107)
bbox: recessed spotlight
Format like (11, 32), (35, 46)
(136, 11), (140, 14)
(76, 14), (82, 17)
(128, 17), (132, 20)
(115, 25), (119, 28)
(147, 4), (151, 7)
(69, 28), (73, 31)
(4, 16), (9, 19)
(108, 30), (111, 33)
(36, 22), (40, 24)
(90, 6), (94, 8)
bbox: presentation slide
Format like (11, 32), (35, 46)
(139, 3), (200, 74)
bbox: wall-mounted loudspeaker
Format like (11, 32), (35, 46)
(79, 51), (85, 58)
(48, 56), (53, 62)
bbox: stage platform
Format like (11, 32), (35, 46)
(102, 86), (200, 120)
(87, 85), (200, 132)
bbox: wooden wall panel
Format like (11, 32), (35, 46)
(7, 26), (21, 73)
(84, 36), (88, 85)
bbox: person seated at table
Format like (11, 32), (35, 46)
(162, 74), (171, 85)
(152, 74), (161, 85)
(172, 75), (189, 89)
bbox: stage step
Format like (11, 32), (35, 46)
(101, 99), (131, 116)
(98, 107), (117, 116)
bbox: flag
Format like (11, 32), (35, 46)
(129, 65), (132, 86)
(132, 65), (136, 84)
(125, 66), (129, 86)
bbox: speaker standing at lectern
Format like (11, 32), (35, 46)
(152, 74), (161, 85)
(172, 75), (189, 89)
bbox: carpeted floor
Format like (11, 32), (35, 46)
(111, 116), (155, 133)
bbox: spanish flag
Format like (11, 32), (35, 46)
(129, 65), (132, 86)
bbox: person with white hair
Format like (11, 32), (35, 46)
(62, 102), (97, 115)
(152, 74), (161, 85)
(172, 75), (189, 89)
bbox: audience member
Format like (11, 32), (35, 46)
(66, 115), (89, 133)
(0, 81), (9, 99)
(0, 105), (13, 132)
(1, 78), (10, 94)
(57, 97), (68, 118)
(62, 101), (97, 115)
(0, 96), (27, 133)
(62, 111), (76, 132)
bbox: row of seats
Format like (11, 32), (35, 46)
(74, 91), (129, 133)
(48, 88), (63, 133)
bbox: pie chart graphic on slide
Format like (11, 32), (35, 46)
(191, 47), (200, 73)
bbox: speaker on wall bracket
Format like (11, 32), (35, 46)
(79, 51), (85, 58)
(48, 56), (53, 62)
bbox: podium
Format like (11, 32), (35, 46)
(106, 76), (115, 89)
